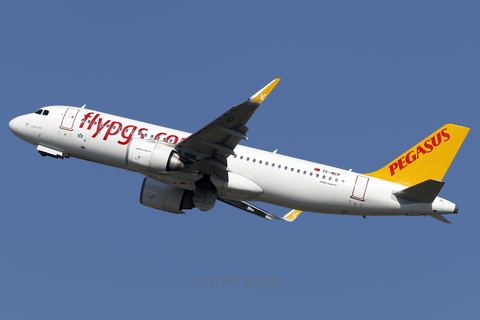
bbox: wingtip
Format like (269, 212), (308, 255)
(282, 209), (302, 222)
(250, 78), (281, 103)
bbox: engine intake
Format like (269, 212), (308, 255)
(140, 178), (194, 214)
(126, 139), (184, 173)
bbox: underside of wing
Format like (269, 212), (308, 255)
(219, 198), (302, 222)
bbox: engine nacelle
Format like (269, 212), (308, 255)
(126, 139), (183, 173)
(193, 176), (217, 212)
(140, 178), (194, 214)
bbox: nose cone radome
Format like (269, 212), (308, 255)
(9, 116), (21, 136)
(9, 115), (35, 144)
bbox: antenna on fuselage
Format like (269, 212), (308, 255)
(81, 104), (86, 109)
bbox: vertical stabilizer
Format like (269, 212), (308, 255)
(366, 124), (469, 186)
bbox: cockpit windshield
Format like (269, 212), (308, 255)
(34, 109), (49, 116)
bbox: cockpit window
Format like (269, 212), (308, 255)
(42, 110), (49, 116)
(34, 109), (43, 114)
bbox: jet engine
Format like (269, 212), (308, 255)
(126, 139), (184, 173)
(193, 176), (217, 211)
(140, 178), (194, 214)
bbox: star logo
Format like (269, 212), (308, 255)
(77, 133), (84, 139)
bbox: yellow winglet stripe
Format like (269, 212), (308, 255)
(365, 123), (470, 186)
(283, 209), (302, 222)
(250, 78), (281, 103)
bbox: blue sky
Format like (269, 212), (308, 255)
(2, 1), (479, 319)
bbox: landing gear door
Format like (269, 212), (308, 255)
(60, 108), (79, 130)
(351, 175), (369, 201)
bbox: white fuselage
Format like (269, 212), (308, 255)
(9, 105), (457, 217)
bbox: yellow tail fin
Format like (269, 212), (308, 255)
(365, 124), (470, 186)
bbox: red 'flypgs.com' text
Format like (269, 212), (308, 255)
(79, 112), (185, 146)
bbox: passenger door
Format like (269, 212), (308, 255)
(60, 108), (79, 130)
(351, 175), (369, 201)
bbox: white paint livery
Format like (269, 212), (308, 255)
(9, 79), (469, 223)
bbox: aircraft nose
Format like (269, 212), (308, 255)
(9, 115), (30, 140)
(9, 116), (20, 134)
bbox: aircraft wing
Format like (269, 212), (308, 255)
(218, 198), (301, 222)
(174, 79), (280, 181)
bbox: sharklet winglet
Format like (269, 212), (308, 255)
(249, 78), (281, 103)
(281, 209), (302, 222)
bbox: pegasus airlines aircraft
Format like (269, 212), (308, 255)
(9, 79), (470, 223)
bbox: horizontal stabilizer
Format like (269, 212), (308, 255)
(429, 214), (452, 224)
(394, 179), (445, 203)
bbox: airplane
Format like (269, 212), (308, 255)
(9, 79), (470, 223)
